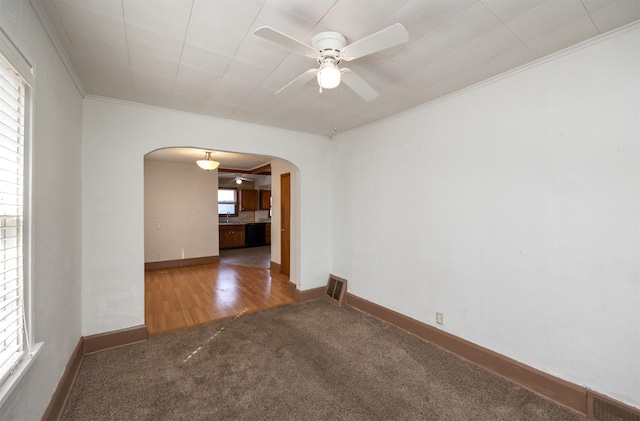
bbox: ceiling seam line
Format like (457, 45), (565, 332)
(579, 0), (601, 34)
(477, 0), (540, 60)
(170, 0), (196, 105)
(221, 1), (269, 92)
(246, 0), (273, 99)
(121, 0), (136, 100)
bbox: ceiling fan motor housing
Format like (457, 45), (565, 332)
(312, 31), (347, 59)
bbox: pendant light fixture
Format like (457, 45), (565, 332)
(196, 151), (220, 171)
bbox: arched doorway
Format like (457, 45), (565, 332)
(142, 147), (298, 335)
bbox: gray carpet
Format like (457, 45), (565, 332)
(62, 300), (585, 421)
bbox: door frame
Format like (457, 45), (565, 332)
(280, 172), (291, 276)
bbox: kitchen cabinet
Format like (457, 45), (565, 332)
(265, 222), (271, 245)
(239, 190), (258, 211)
(259, 190), (271, 210)
(219, 224), (245, 249)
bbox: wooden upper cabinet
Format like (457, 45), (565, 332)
(239, 190), (258, 211)
(260, 190), (271, 210)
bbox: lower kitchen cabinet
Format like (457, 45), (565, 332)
(219, 225), (245, 249)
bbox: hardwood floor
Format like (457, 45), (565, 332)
(145, 262), (295, 335)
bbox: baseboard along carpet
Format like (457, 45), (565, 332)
(61, 300), (584, 420)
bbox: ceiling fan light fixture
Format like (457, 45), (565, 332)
(196, 151), (220, 171)
(235, 178), (242, 184)
(317, 58), (341, 89)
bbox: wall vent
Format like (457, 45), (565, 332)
(324, 275), (347, 306)
(587, 391), (640, 421)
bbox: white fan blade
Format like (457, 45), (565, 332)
(341, 23), (409, 61)
(340, 69), (379, 101)
(254, 26), (318, 57)
(276, 69), (318, 96)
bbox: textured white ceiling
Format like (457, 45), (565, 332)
(37, 0), (639, 138)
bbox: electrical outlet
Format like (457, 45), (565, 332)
(436, 312), (443, 325)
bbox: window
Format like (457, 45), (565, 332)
(218, 188), (238, 216)
(0, 35), (38, 401)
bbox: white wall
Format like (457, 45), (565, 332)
(144, 160), (219, 262)
(82, 98), (332, 335)
(331, 26), (639, 407)
(0, 2), (83, 420)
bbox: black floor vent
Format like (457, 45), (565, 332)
(588, 391), (639, 421)
(324, 275), (347, 306)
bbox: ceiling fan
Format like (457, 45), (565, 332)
(254, 23), (409, 101)
(230, 175), (253, 185)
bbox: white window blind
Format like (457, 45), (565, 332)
(0, 53), (26, 385)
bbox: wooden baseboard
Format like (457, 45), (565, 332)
(295, 286), (325, 303)
(83, 325), (148, 355)
(270, 261), (281, 273)
(48, 295), (639, 420)
(44, 326), (148, 420)
(145, 255), (219, 271)
(41, 338), (84, 421)
(345, 293), (588, 415)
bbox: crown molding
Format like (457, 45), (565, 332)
(29, 0), (86, 97)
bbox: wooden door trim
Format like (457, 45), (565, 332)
(280, 173), (291, 276)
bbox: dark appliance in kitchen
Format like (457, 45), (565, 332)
(245, 223), (266, 248)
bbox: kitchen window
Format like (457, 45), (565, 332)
(218, 188), (238, 216)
